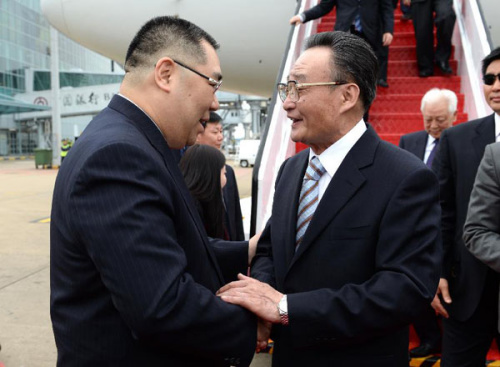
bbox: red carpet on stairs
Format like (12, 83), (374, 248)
(295, 5), (500, 364)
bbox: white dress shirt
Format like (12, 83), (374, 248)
(308, 119), (367, 202)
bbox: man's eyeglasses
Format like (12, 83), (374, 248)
(173, 59), (222, 92)
(277, 80), (346, 102)
(483, 73), (500, 86)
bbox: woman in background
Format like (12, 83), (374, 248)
(180, 144), (228, 239)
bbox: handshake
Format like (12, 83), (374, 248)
(218, 274), (284, 352)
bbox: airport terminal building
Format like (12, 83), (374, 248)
(0, 0), (124, 156)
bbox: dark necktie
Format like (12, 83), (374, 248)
(426, 139), (439, 167)
(296, 157), (326, 247)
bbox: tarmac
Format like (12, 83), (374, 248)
(0, 158), (271, 367)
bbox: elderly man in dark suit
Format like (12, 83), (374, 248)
(197, 112), (245, 241)
(400, 87), (457, 167)
(290, 0), (394, 87)
(50, 16), (257, 367)
(464, 142), (500, 339)
(219, 31), (441, 367)
(399, 87), (457, 357)
(431, 46), (500, 366)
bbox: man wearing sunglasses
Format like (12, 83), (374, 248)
(430, 47), (500, 366)
(50, 16), (256, 367)
(219, 31), (441, 366)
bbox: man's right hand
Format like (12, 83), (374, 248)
(289, 15), (303, 25)
(431, 278), (452, 318)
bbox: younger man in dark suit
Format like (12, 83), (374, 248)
(50, 16), (256, 367)
(403, 0), (456, 77)
(399, 87), (457, 357)
(290, 0), (394, 87)
(219, 31), (441, 367)
(197, 112), (245, 241)
(431, 47), (500, 366)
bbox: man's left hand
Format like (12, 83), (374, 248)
(382, 32), (393, 46)
(217, 274), (283, 324)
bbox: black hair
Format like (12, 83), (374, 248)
(305, 31), (378, 111)
(209, 112), (222, 123)
(482, 47), (500, 76)
(125, 16), (219, 72)
(179, 144), (226, 239)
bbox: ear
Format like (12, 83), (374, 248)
(154, 57), (175, 92)
(451, 110), (458, 123)
(338, 83), (361, 113)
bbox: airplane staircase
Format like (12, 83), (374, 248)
(252, 0), (499, 364)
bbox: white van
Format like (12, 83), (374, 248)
(238, 140), (260, 168)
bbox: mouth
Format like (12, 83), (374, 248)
(199, 119), (208, 129)
(289, 117), (303, 126)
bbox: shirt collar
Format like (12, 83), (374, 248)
(308, 119), (367, 177)
(117, 93), (164, 136)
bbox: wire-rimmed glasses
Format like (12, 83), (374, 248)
(173, 59), (222, 92)
(277, 80), (346, 102)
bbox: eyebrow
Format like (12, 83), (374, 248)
(287, 73), (306, 82)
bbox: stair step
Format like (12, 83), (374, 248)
(371, 94), (465, 113)
(387, 60), (458, 77)
(389, 45), (455, 61)
(376, 76), (461, 94)
(369, 113), (469, 134)
(317, 19), (415, 33)
(391, 32), (419, 46)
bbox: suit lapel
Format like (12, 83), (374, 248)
(472, 114), (496, 160)
(416, 131), (428, 161)
(280, 152), (310, 268)
(290, 128), (378, 267)
(108, 96), (225, 284)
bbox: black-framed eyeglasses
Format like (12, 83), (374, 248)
(173, 59), (222, 92)
(277, 80), (346, 102)
(483, 73), (500, 86)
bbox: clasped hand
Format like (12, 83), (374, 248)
(217, 274), (283, 352)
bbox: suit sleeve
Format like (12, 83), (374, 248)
(432, 130), (455, 277)
(69, 143), (256, 364)
(380, 0), (395, 34)
(209, 237), (248, 283)
(463, 144), (500, 273)
(285, 167), (441, 347)
(302, 0), (336, 22)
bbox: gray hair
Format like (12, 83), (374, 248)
(420, 88), (458, 114)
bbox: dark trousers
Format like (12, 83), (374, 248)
(413, 305), (442, 347)
(441, 270), (500, 367)
(411, 0), (456, 73)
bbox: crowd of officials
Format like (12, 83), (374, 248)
(47, 9), (500, 367)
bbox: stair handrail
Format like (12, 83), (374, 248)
(250, 0), (320, 235)
(453, 0), (492, 120)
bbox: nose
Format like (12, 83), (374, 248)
(211, 93), (220, 111)
(282, 95), (296, 111)
(493, 77), (500, 90)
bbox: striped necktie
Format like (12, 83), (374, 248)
(296, 157), (326, 247)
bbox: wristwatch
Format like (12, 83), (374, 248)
(277, 294), (289, 325)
